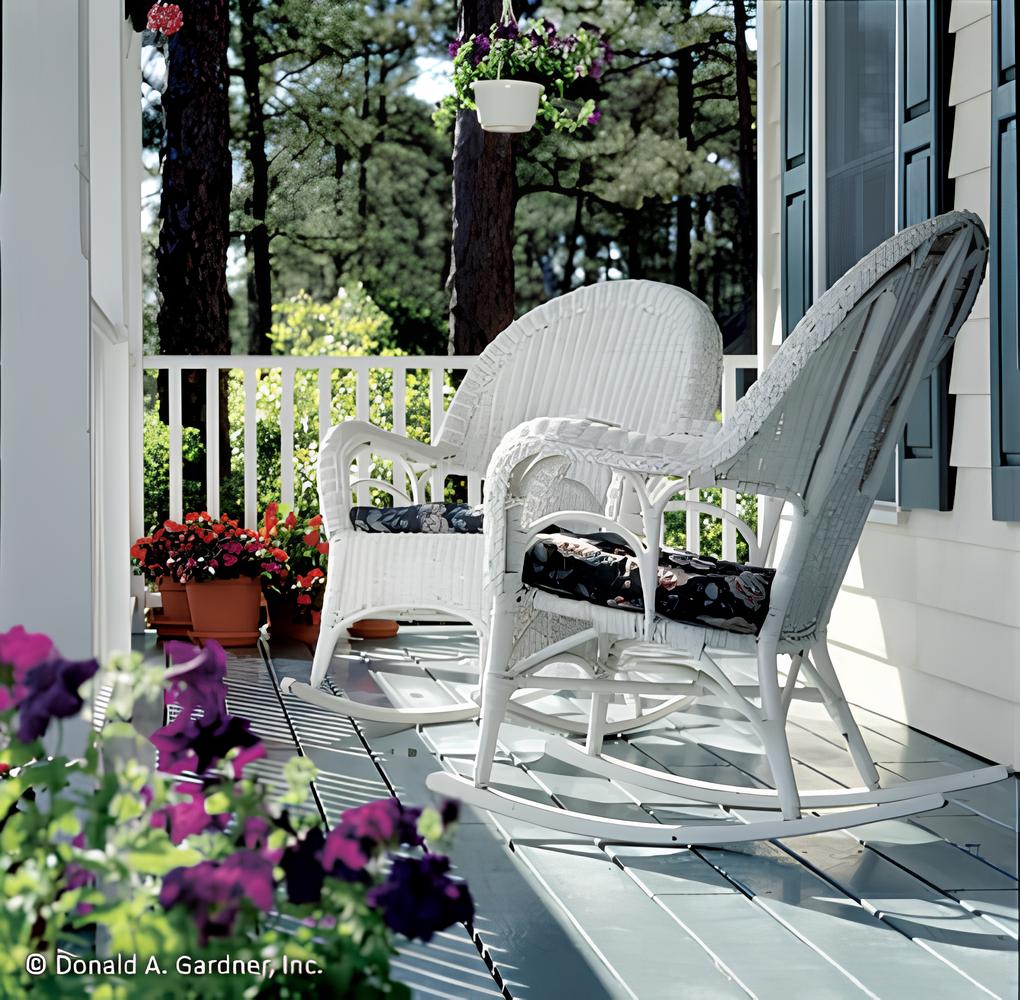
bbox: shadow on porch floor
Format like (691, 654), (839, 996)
(142, 627), (1018, 1000)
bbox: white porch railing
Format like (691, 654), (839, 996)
(132, 352), (760, 572)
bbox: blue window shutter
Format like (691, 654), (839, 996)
(781, 0), (811, 338)
(896, 0), (954, 510)
(992, 0), (1019, 520)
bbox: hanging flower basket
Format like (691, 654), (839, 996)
(436, 3), (612, 135)
(470, 80), (545, 133)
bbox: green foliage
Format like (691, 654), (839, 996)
(663, 488), (759, 563)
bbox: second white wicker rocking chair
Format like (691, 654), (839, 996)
(428, 211), (1010, 843)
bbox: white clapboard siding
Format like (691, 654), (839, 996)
(757, 0), (1020, 766)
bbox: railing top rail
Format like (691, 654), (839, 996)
(142, 354), (480, 370)
(723, 354), (758, 370)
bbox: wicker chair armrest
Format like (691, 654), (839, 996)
(317, 420), (461, 538)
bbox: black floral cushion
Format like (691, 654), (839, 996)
(522, 529), (775, 635)
(350, 503), (484, 534)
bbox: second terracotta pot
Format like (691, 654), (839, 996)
(348, 618), (400, 640)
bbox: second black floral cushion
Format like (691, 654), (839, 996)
(521, 529), (775, 635)
(350, 503), (484, 534)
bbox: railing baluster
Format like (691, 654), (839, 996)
(429, 366), (445, 502)
(205, 367), (220, 518)
(356, 366), (370, 506)
(685, 488), (700, 555)
(244, 368), (257, 528)
(317, 367), (332, 446)
(392, 367), (406, 436)
(168, 365), (183, 522)
(280, 366), (295, 508)
(721, 356), (757, 562)
(722, 488), (737, 561)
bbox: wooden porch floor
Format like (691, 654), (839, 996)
(176, 627), (1015, 999)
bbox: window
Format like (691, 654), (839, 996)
(991, 0), (1018, 520)
(824, 0), (897, 288)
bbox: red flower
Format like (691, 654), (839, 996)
(303, 529), (320, 547)
(307, 514), (323, 527)
(146, 2), (184, 36)
(296, 594), (312, 606)
(271, 547), (288, 562)
(284, 511), (297, 529)
(317, 542), (330, 556)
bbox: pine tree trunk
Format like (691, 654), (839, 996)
(157, 0), (231, 355)
(156, 0), (232, 489)
(732, 0), (757, 338)
(673, 3), (695, 290)
(239, 0), (273, 355)
(448, 0), (516, 355)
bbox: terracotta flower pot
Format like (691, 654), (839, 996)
(287, 620), (320, 650)
(152, 576), (192, 639)
(185, 577), (263, 647)
(348, 619), (400, 640)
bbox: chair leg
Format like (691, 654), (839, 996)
(475, 587), (518, 789)
(757, 638), (801, 820)
(809, 641), (881, 790)
(310, 620), (346, 689)
(585, 692), (611, 756)
(475, 675), (514, 788)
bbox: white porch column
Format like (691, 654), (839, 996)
(1, 1), (93, 657)
(1, 1), (138, 661)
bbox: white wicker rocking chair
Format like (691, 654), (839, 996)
(428, 212), (1010, 844)
(281, 280), (723, 727)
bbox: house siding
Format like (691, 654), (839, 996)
(769, 0), (1020, 766)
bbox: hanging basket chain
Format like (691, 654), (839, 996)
(500, 1), (515, 26)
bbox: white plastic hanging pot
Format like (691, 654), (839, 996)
(471, 80), (544, 133)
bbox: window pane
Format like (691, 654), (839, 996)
(825, 0), (896, 287)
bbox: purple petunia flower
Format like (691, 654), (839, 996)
(588, 109), (602, 126)
(160, 852), (275, 946)
(322, 826), (371, 880)
(164, 640), (229, 720)
(64, 862), (95, 892)
(471, 34), (491, 65)
(16, 656), (99, 743)
(367, 853), (474, 942)
(448, 39), (462, 57)
(0, 626), (54, 711)
(151, 710), (264, 777)
(337, 797), (422, 848)
(541, 17), (557, 36)
(151, 783), (231, 845)
(589, 59), (605, 80)
(494, 20), (519, 41)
